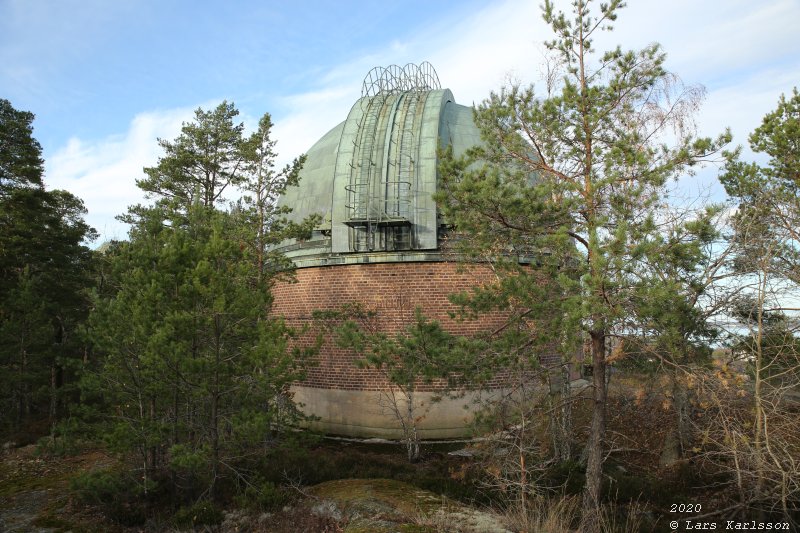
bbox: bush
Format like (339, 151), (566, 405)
(236, 479), (292, 511)
(70, 468), (152, 526)
(542, 460), (585, 494)
(36, 434), (77, 457)
(173, 500), (224, 529)
(71, 469), (132, 505)
(604, 465), (676, 506)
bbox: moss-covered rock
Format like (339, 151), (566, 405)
(309, 478), (511, 533)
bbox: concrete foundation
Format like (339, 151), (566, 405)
(291, 385), (505, 439)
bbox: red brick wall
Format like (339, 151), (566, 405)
(272, 261), (559, 392)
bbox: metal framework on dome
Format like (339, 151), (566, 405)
(360, 61), (441, 98)
(342, 62), (441, 252)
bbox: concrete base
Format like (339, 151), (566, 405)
(291, 385), (503, 439)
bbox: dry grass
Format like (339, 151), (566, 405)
(500, 494), (580, 533)
(599, 499), (647, 533)
(496, 495), (652, 533)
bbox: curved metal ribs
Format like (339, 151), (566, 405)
(344, 63), (439, 251)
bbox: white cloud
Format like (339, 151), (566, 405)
(679, 64), (800, 202)
(42, 0), (800, 244)
(45, 107), (196, 243)
(274, 0), (798, 159)
(574, 0), (800, 82)
(272, 85), (358, 164)
(268, 0), (548, 162)
(701, 66), (800, 147)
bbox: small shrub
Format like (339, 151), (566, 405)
(35, 417), (96, 456)
(236, 479), (292, 511)
(36, 434), (77, 457)
(173, 499), (224, 529)
(604, 466), (675, 506)
(543, 460), (585, 494)
(71, 469), (131, 506)
(70, 469), (151, 526)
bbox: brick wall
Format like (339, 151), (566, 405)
(272, 260), (560, 392)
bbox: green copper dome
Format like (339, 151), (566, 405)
(276, 64), (482, 267)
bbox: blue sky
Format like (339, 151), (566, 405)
(2, 0), (799, 243)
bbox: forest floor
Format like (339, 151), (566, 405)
(0, 444), (116, 532)
(0, 441), (513, 533)
(0, 377), (730, 532)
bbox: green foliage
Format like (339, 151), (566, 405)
(437, 34), (727, 356)
(721, 88), (799, 285)
(436, 1), (729, 526)
(344, 308), (473, 388)
(71, 468), (152, 525)
(721, 89), (800, 382)
(722, 88), (799, 201)
(235, 112), (317, 281)
(86, 206), (310, 496)
(0, 98), (44, 190)
(236, 478), (292, 511)
(0, 99), (96, 436)
(137, 101), (246, 212)
(35, 417), (83, 456)
(71, 469), (139, 505)
(84, 100), (316, 502)
(173, 500), (224, 528)
(321, 304), (481, 462)
(168, 443), (210, 474)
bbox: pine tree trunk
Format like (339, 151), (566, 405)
(581, 329), (606, 533)
(49, 363), (57, 427)
(210, 316), (222, 500)
(20, 344), (30, 423)
(671, 374), (690, 462)
(50, 318), (66, 428)
(211, 391), (219, 498)
(405, 389), (420, 463)
(16, 343), (26, 427)
(549, 363), (572, 462)
(148, 397), (157, 478)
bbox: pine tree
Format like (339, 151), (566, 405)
(90, 206), (309, 497)
(0, 99), (44, 192)
(437, 1), (728, 528)
(0, 100), (96, 435)
(717, 88), (800, 517)
(328, 304), (471, 462)
(236, 112), (315, 283)
(136, 101), (247, 215)
(87, 101), (313, 500)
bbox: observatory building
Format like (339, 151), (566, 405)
(271, 63), (517, 438)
